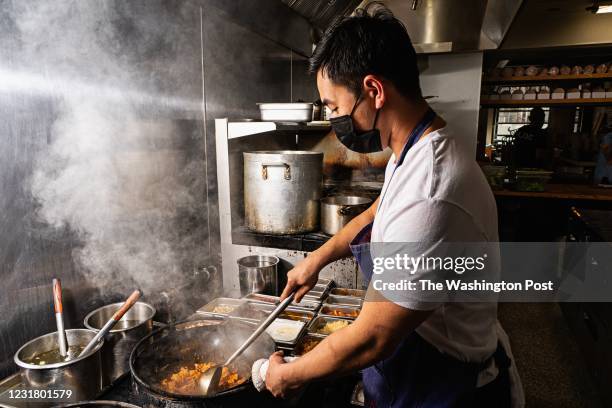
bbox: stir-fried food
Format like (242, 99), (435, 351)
(160, 362), (244, 394)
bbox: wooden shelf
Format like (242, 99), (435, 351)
(480, 98), (612, 107)
(493, 184), (612, 201)
(484, 72), (612, 84)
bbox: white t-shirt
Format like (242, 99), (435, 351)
(371, 127), (499, 363)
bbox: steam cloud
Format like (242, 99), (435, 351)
(13, 1), (209, 299)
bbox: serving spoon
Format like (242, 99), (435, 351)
(198, 291), (295, 395)
(52, 278), (74, 359)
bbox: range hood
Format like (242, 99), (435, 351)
(281, 0), (363, 31)
(283, 0), (523, 54)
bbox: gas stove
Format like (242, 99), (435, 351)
(0, 370), (359, 408)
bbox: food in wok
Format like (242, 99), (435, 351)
(160, 362), (245, 394)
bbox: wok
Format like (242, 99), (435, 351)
(130, 318), (276, 406)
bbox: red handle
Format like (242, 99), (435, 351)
(53, 278), (63, 314)
(111, 290), (142, 321)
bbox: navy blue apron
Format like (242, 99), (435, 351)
(350, 109), (511, 407)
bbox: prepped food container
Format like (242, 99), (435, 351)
(293, 334), (324, 356)
(290, 299), (321, 312)
(243, 293), (279, 305)
(265, 319), (306, 346)
(312, 284), (329, 292)
(514, 169), (553, 192)
(230, 301), (315, 326)
(303, 289), (326, 301)
(257, 103), (314, 122)
(14, 329), (104, 402)
(330, 288), (366, 299)
(324, 294), (363, 308)
(280, 309), (315, 324)
(230, 301), (275, 323)
(316, 278), (335, 289)
(196, 298), (245, 317)
(84, 301), (155, 385)
(308, 316), (352, 337)
(319, 304), (361, 320)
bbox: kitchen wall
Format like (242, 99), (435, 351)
(419, 52), (485, 156)
(0, 0), (315, 379)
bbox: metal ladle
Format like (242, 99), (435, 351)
(199, 292), (295, 395)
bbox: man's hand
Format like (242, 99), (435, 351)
(280, 256), (321, 302)
(265, 352), (302, 398)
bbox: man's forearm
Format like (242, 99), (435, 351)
(281, 322), (387, 385)
(309, 198), (378, 269)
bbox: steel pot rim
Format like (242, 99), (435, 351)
(83, 301), (156, 334)
(321, 195), (373, 206)
(129, 319), (255, 401)
(237, 255), (280, 268)
(14, 328), (104, 370)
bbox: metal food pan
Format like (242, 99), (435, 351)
(257, 102), (313, 122)
(313, 284), (328, 292)
(319, 304), (360, 320)
(290, 299), (321, 312)
(195, 298), (245, 317)
(304, 289), (326, 302)
(266, 318), (307, 347)
(230, 301), (274, 323)
(307, 315), (353, 337)
(316, 278), (335, 289)
(293, 334), (324, 356)
(324, 294), (363, 308)
(280, 308), (315, 324)
(330, 288), (366, 299)
(242, 293), (279, 305)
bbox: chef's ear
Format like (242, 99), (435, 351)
(362, 74), (385, 109)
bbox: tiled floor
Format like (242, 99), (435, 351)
(499, 303), (603, 408)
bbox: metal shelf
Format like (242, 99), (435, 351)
(483, 72), (612, 84)
(227, 121), (331, 139)
(481, 98), (612, 107)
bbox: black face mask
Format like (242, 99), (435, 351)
(329, 94), (382, 154)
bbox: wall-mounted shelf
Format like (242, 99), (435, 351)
(481, 98), (612, 107)
(227, 121), (330, 139)
(483, 72), (612, 84)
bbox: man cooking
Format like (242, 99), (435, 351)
(264, 6), (516, 407)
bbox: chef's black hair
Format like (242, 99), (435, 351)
(309, 2), (422, 100)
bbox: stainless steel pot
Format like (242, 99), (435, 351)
(321, 195), (372, 235)
(244, 151), (323, 234)
(238, 255), (279, 296)
(14, 329), (104, 402)
(84, 302), (155, 386)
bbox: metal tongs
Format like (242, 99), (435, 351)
(198, 292), (296, 395)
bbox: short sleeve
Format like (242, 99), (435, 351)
(368, 199), (488, 311)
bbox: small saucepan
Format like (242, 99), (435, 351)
(320, 195), (373, 236)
